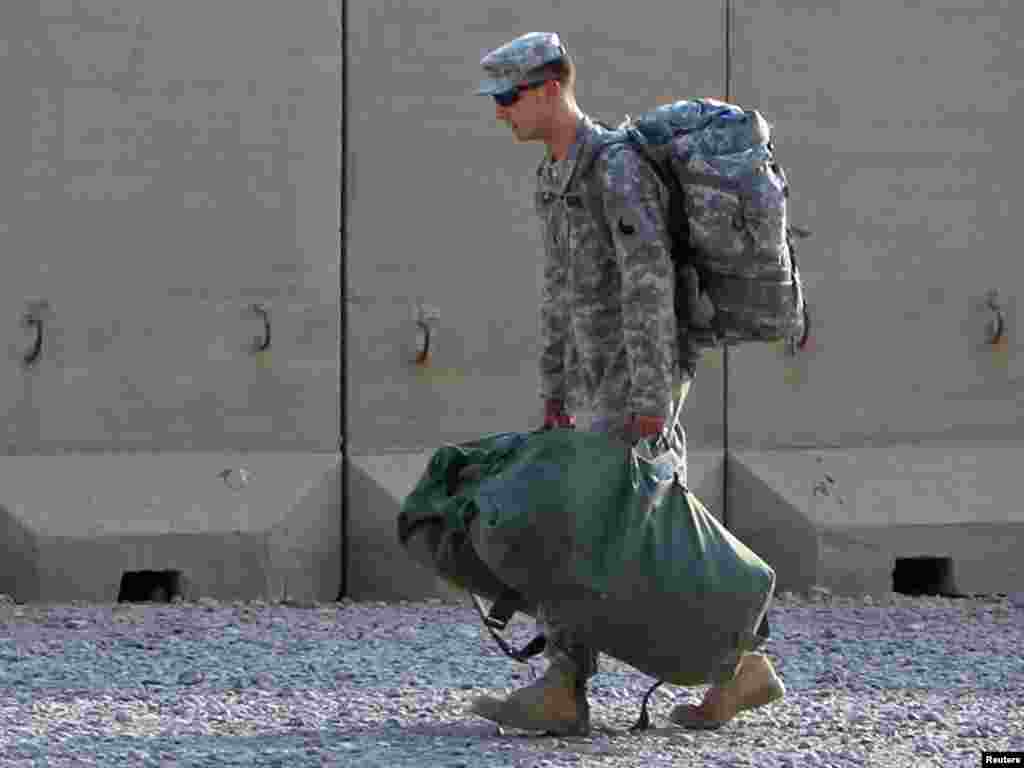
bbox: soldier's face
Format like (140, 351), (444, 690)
(494, 82), (552, 143)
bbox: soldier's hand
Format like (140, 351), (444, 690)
(625, 414), (666, 444)
(542, 398), (575, 430)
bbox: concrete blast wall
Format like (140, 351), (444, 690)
(1, 1), (1021, 602)
(346, 0), (1024, 600)
(0, 0), (341, 603)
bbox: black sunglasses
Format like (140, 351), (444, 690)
(493, 80), (548, 108)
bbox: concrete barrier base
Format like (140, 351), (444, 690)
(0, 453), (341, 604)
(730, 441), (1024, 597)
(21, 441), (1006, 605)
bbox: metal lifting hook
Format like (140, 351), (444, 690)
(22, 302), (47, 367)
(414, 320), (431, 365)
(251, 303), (271, 352)
(984, 291), (1005, 346)
(23, 314), (43, 366)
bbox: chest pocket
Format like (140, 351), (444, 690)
(563, 192), (590, 253)
(565, 189), (614, 267)
(535, 187), (563, 247)
(563, 188), (619, 301)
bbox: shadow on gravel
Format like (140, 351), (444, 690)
(326, 716), (680, 739)
(319, 717), (685, 759)
(26, 719), (718, 766)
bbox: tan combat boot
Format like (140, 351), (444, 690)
(470, 665), (590, 736)
(669, 652), (785, 730)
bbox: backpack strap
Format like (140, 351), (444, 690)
(564, 127), (683, 235)
(560, 128), (627, 201)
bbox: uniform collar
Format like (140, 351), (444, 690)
(548, 114), (599, 194)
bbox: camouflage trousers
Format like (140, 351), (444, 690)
(535, 603), (601, 679)
(536, 398), (686, 680)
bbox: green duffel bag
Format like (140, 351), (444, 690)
(398, 428), (775, 696)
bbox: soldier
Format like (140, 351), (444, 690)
(470, 32), (785, 735)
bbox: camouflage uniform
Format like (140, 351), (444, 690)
(535, 116), (683, 435)
(480, 32), (690, 682)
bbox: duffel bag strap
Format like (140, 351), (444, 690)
(470, 592), (547, 664)
(470, 590), (665, 731)
(479, 587), (521, 631)
(630, 680), (666, 731)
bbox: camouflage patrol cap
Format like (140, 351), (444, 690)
(476, 32), (568, 96)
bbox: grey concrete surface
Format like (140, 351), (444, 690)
(1, 0), (340, 455)
(831, 522), (1024, 597)
(728, 444), (1024, 596)
(346, 453), (459, 602)
(726, 0), (1024, 450)
(724, 453), (824, 596)
(0, 1), (341, 603)
(2, 0), (1023, 605)
(0, 453), (341, 603)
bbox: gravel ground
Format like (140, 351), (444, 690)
(1, 590), (1022, 767)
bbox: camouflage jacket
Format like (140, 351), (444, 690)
(536, 115), (683, 419)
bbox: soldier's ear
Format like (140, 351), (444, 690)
(544, 79), (561, 104)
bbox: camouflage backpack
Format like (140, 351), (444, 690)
(582, 98), (810, 366)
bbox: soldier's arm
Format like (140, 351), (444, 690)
(598, 144), (678, 418)
(537, 208), (570, 404)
